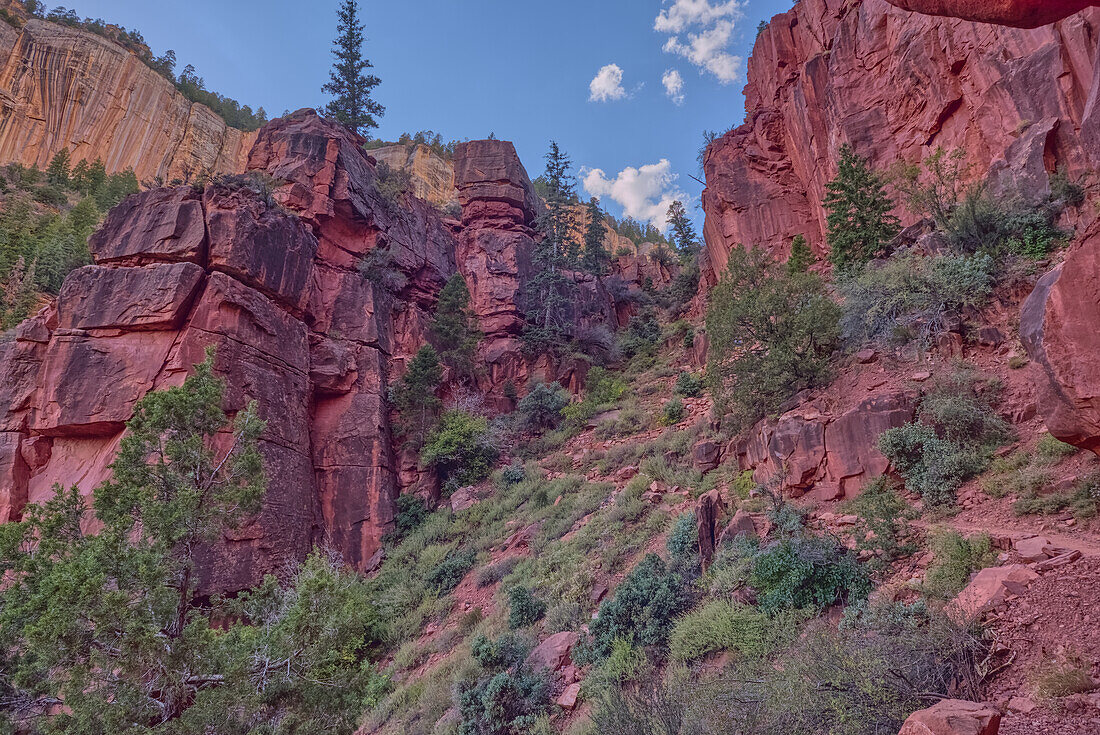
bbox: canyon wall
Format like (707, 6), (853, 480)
(701, 0), (1100, 285)
(0, 110), (668, 593)
(0, 17), (255, 183)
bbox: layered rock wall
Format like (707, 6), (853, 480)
(0, 18), (255, 182)
(0, 110), (667, 591)
(701, 0), (1100, 284)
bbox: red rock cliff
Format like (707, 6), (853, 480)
(701, 0), (1100, 285)
(0, 111), (662, 593)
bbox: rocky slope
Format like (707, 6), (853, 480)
(0, 110), (668, 594)
(701, 0), (1100, 284)
(0, 15), (254, 183)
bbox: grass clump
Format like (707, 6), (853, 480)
(846, 477), (918, 577)
(1032, 652), (1097, 699)
(668, 600), (775, 663)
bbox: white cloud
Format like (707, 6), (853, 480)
(655, 1), (744, 85)
(582, 160), (686, 231)
(589, 64), (627, 102)
(654, 0), (740, 33)
(662, 69), (685, 105)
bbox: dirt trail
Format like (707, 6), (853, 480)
(913, 519), (1100, 557)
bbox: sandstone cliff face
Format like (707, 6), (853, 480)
(700, 0), (1100, 285)
(0, 19), (255, 183)
(0, 111), (663, 592)
(370, 143), (457, 209)
(886, 0), (1098, 27)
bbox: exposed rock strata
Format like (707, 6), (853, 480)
(701, 0), (1100, 284)
(0, 110), (666, 592)
(0, 18), (254, 182)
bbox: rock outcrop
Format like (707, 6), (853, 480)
(369, 143), (457, 209)
(731, 390), (916, 500)
(1021, 233), (1100, 454)
(0, 110), (665, 592)
(886, 0), (1097, 27)
(700, 0), (1100, 284)
(0, 17), (255, 183)
(898, 699), (1001, 735)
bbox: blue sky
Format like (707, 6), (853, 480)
(71, 1), (794, 230)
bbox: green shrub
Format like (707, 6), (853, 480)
(499, 460), (527, 486)
(1036, 433), (1078, 461)
(426, 549), (477, 594)
(618, 308), (661, 358)
(839, 252), (994, 347)
(507, 586), (546, 630)
(706, 244), (841, 430)
(518, 382), (570, 431)
(477, 557), (521, 588)
(421, 410), (499, 489)
(586, 366), (629, 405)
(459, 635), (549, 735)
(1050, 166), (1086, 208)
(390, 494), (429, 543)
(847, 477), (917, 576)
(1014, 473), (1100, 519)
(749, 536), (870, 614)
(923, 530), (994, 599)
(879, 369), (1010, 506)
(666, 512), (698, 561)
(376, 161), (411, 207)
(587, 554), (687, 658)
(668, 600), (774, 662)
(659, 396), (686, 426)
(673, 372), (703, 397)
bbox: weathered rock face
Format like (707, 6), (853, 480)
(0, 18), (254, 183)
(701, 0), (1100, 284)
(1021, 232), (1100, 454)
(369, 143), (457, 209)
(731, 390), (916, 500)
(886, 0), (1096, 27)
(0, 110), (663, 592)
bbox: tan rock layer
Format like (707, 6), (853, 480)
(0, 19), (254, 182)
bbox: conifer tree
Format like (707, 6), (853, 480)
(666, 200), (700, 259)
(322, 0), (384, 135)
(45, 148), (70, 188)
(392, 345), (444, 447)
(431, 273), (481, 376)
(786, 234), (815, 274)
(823, 144), (900, 272)
(523, 142), (579, 353)
(581, 197), (610, 274)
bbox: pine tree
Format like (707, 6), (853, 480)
(322, 0), (384, 136)
(666, 200), (700, 260)
(523, 142), (579, 354)
(823, 144), (900, 272)
(581, 197), (610, 274)
(45, 148), (70, 188)
(786, 234), (815, 274)
(431, 273), (481, 377)
(392, 345), (444, 447)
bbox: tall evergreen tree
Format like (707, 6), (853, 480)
(322, 0), (384, 135)
(666, 200), (700, 259)
(45, 148), (70, 188)
(523, 142), (579, 354)
(581, 197), (610, 274)
(823, 144), (900, 272)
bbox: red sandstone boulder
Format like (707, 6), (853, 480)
(886, 0), (1095, 27)
(525, 631), (580, 673)
(898, 699), (1001, 735)
(950, 564), (1038, 620)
